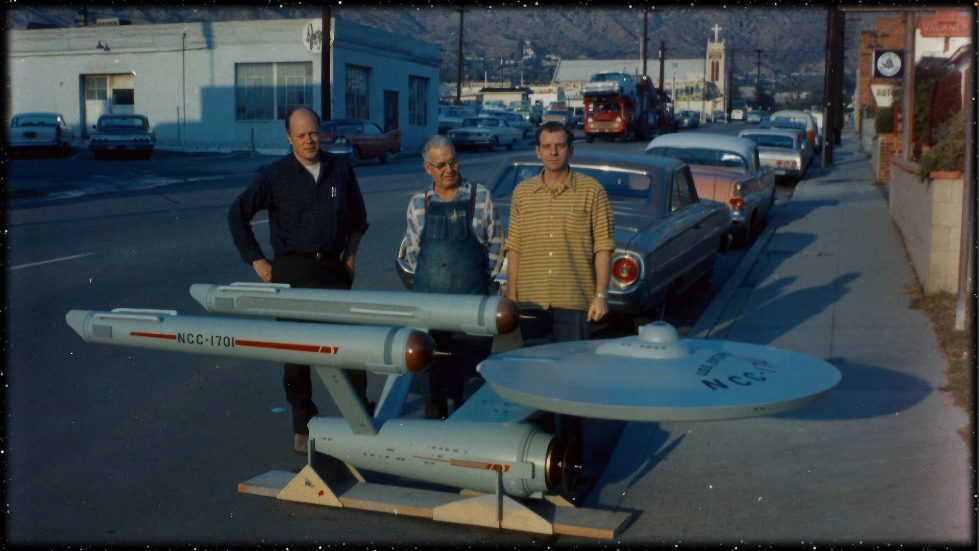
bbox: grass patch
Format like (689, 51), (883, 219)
(909, 289), (975, 447)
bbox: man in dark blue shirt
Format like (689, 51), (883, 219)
(228, 106), (369, 454)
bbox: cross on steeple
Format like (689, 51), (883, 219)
(711, 24), (722, 43)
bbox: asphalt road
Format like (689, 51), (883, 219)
(5, 121), (797, 544)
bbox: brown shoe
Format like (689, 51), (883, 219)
(293, 433), (308, 454)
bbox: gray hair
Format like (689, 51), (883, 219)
(421, 135), (456, 162)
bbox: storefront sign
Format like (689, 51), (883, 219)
(303, 19), (323, 53)
(874, 50), (904, 79)
(919, 11), (970, 37)
(871, 84), (901, 108)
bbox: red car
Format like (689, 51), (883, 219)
(320, 119), (401, 165)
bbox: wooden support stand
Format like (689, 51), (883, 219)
(238, 457), (631, 540)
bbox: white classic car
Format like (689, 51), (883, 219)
(646, 132), (776, 247)
(739, 128), (813, 182)
(9, 112), (74, 157)
(447, 116), (524, 151)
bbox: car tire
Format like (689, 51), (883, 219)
(735, 215), (755, 248)
(490, 137), (499, 151)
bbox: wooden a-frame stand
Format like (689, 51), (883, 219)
(238, 452), (631, 540)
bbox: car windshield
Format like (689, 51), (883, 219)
(13, 115), (57, 127)
(647, 147), (748, 171)
(743, 134), (794, 149)
(461, 118), (499, 127)
(491, 164), (659, 204)
(99, 117), (146, 129)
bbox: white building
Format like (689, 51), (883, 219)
(7, 17), (441, 153)
(551, 25), (731, 118)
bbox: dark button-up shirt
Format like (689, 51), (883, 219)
(228, 151), (369, 264)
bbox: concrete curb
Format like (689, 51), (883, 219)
(689, 210), (779, 338)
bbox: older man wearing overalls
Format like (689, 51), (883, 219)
(402, 135), (504, 419)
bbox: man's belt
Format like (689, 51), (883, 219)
(289, 250), (339, 261)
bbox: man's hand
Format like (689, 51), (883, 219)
(587, 296), (609, 322)
(343, 254), (356, 280)
(252, 258), (273, 283)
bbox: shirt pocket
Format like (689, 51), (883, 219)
(562, 205), (590, 235)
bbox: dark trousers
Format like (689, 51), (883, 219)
(518, 307), (592, 444)
(422, 330), (493, 419)
(272, 254), (368, 434)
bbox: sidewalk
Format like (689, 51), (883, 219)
(588, 130), (973, 544)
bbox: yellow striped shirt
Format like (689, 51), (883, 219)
(505, 169), (615, 311)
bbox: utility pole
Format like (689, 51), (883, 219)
(321, 6), (331, 120)
(755, 49), (763, 108)
(641, 8), (649, 76)
(954, 63), (975, 331)
(657, 41), (666, 92)
(727, 48), (740, 114)
(456, 7), (464, 105)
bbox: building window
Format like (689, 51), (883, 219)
(408, 75), (428, 126)
(346, 65), (371, 120)
(236, 62), (313, 121)
(113, 88), (135, 106)
(85, 77), (107, 100)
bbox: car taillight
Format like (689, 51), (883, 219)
(730, 182), (745, 210)
(612, 256), (639, 286)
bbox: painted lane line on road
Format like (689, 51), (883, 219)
(10, 252), (95, 271)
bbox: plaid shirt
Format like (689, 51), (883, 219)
(403, 180), (504, 277)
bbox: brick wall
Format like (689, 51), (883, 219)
(873, 134), (904, 183)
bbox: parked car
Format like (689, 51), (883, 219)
(491, 110), (534, 138)
(89, 113), (155, 160)
(542, 109), (572, 126)
(769, 109), (821, 153)
(729, 108), (745, 122)
(676, 110), (701, 129)
(447, 116), (523, 151)
(9, 112), (74, 157)
(320, 136), (356, 163)
(438, 104), (478, 135)
(645, 132), (775, 247)
(745, 111), (769, 124)
(739, 128), (812, 182)
(396, 151), (731, 319)
(320, 119), (401, 165)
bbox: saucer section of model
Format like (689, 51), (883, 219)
(477, 322), (841, 422)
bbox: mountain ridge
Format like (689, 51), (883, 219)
(8, 6), (871, 82)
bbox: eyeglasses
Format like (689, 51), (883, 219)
(426, 158), (460, 170)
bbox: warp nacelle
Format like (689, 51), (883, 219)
(309, 418), (561, 498)
(65, 308), (434, 375)
(189, 283), (519, 336)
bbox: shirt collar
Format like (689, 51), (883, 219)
(531, 169), (577, 194)
(427, 178), (471, 201)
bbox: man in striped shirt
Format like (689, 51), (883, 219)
(505, 122), (615, 494)
(505, 121), (615, 345)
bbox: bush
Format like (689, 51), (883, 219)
(875, 106), (894, 134)
(917, 110), (966, 181)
